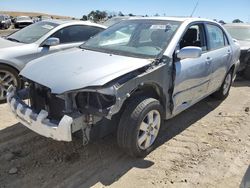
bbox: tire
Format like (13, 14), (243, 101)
(243, 65), (250, 80)
(117, 96), (164, 157)
(212, 70), (233, 100)
(0, 64), (20, 103)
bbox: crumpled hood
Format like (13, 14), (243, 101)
(238, 40), (250, 51)
(0, 37), (24, 49)
(21, 48), (153, 94)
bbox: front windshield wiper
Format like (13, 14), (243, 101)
(6, 37), (21, 43)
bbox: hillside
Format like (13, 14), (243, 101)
(0, 11), (72, 19)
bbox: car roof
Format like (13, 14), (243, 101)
(224, 23), (250, 28)
(45, 19), (107, 28)
(128, 16), (216, 23)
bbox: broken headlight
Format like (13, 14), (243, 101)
(75, 92), (116, 116)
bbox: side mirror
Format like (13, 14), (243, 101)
(43, 37), (60, 47)
(177, 46), (202, 59)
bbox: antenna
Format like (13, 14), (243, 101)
(190, 0), (199, 17)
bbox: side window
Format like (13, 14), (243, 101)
(206, 24), (227, 50)
(180, 24), (207, 51)
(51, 25), (104, 44)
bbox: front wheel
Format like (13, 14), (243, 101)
(0, 65), (20, 103)
(117, 96), (163, 157)
(212, 70), (232, 100)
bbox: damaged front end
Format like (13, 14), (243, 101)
(7, 56), (171, 145)
(6, 80), (112, 143)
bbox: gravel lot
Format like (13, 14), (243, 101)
(0, 79), (249, 188)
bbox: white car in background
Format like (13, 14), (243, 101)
(14, 16), (34, 28)
(0, 20), (106, 102)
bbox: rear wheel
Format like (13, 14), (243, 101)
(0, 65), (20, 103)
(117, 96), (163, 157)
(212, 70), (232, 100)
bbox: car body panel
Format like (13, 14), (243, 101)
(173, 53), (211, 114)
(20, 48), (153, 94)
(206, 46), (232, 92)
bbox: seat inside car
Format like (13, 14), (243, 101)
(180, 28), (201, 48)
(150, 30), (169, 49)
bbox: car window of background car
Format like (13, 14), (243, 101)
(179, 24), (207, 51)
(8, 22), (58, 44)
(206, 24), (227, 50)
(225, 27), (250, 41)
(0, 15), (4, 21)
(82, 20), (181, 58)
(51, 25), (104, 44)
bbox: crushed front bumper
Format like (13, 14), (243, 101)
(6, 86), (73, 142)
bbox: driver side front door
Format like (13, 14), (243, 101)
(172, 23), (212, 115)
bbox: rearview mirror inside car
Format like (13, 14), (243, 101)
(43, 37), (60, 47)
(177, 46), (202, 59)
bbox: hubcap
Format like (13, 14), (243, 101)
(223, 73), (232, 95)
(0, 70), (17, 100)
(137, 110), (161, 150)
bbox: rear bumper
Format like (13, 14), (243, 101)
(6, 86), (73, 142)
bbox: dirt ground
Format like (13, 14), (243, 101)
(0, 29), (17, 37)
(0, 80), (249, 188)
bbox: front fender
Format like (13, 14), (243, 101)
(0, 59), (22, 72)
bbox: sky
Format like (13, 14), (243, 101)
(0, 0), (249, 23)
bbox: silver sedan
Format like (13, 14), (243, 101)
(0, 20), (106, 102)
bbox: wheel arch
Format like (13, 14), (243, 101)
(0, 61), (20, 74)
(119, 82), (167, 117)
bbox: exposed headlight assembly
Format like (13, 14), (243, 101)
(75, 92), (116, 116)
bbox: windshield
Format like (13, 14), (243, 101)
(7, 21), (58, 43)
(0, 16), (4, 21)
(103, 17), (129, 27)
(17, 16), (31, 21)
(225, 26), (250, 41)
(81, 20), (181, 58)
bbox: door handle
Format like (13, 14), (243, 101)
(223, 50), (231, 57)
(206, 57), (212, 65)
